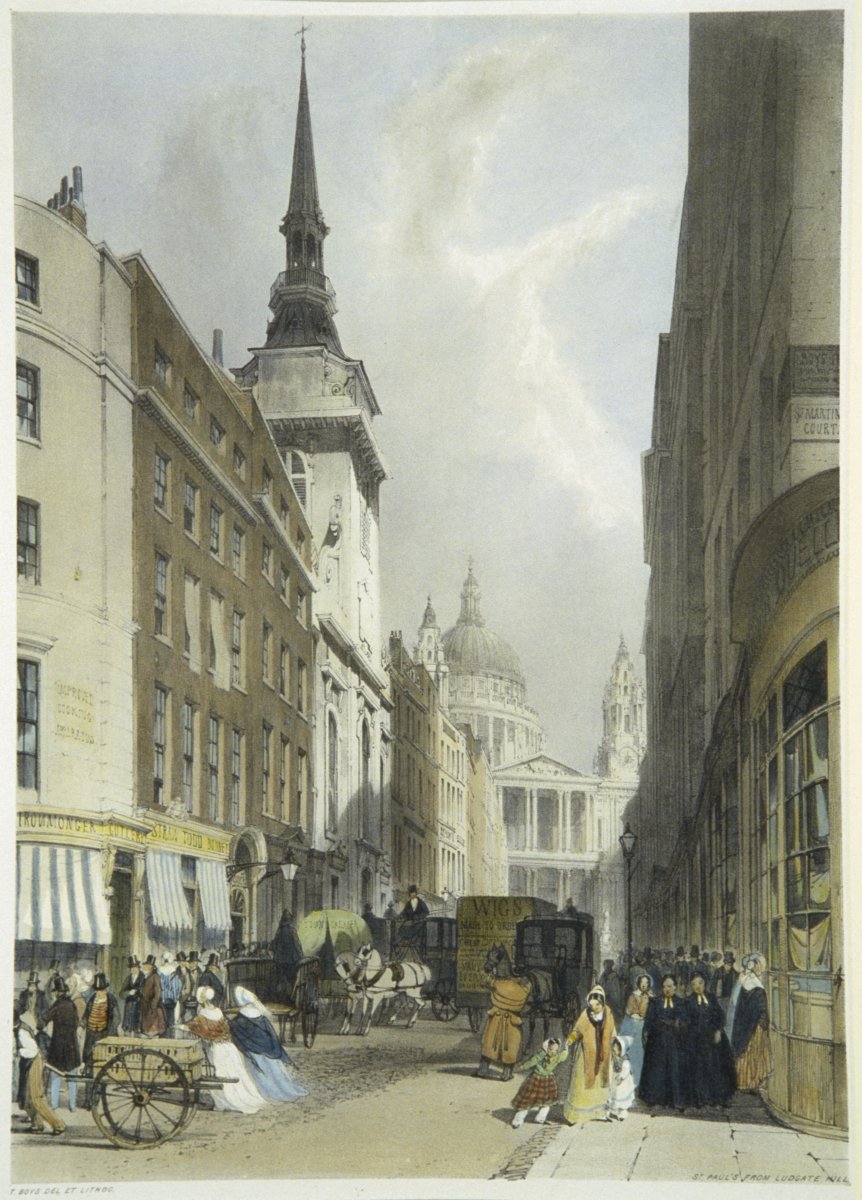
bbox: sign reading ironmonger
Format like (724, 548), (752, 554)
(456, 895), (538, 998)
(54, 680), (95, 745)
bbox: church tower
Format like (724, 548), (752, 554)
(415, 597), (449, 709)
(235, 32), (390, 915)
(594, 635), (646, 779)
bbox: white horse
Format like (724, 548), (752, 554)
(335, 944), (431, 1035)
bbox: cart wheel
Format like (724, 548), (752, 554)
(468, 1006), (484, 1033)
(91, 1048), (192, 1149)
(431, 992), (460, 1022)
(302, 1001), (319, 1048)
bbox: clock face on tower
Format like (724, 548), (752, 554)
(621, 747), (637, 769)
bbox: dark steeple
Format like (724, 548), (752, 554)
(266, 29), (343, 354)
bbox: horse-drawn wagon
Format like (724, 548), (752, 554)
(455, 895), (556, 1032)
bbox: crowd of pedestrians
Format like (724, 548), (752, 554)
(507, 943), (772, 1128)
(12, 945), (309, 1137)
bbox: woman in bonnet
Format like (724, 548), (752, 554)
(729, 952), (772, 1090)
(179, 986), (265, 1114)
(563, 984), (617, 1124)
(230, 986), (307, 1104)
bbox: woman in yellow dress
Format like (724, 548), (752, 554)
(563, 984), (617, 1124)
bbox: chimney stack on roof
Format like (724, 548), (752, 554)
(212, 329), (224, 367)
(46, 166), (87, 234)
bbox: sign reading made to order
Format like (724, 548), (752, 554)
(456, 895), (539, 999)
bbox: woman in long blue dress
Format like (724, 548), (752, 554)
(619, 972), (652, 1087)
(229, 987), (307, 1104)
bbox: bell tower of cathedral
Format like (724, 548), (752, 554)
(415, 597), (449, 709)
(594, 635), (646, 779)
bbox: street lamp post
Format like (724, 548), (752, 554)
(619, 823), (638, 976)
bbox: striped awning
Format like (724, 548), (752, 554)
(146, 849), (193, 933)
(17, 844), (112, 945)
(198, 858), (231, 934)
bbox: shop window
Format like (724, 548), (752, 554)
(783, 642), (827, 730)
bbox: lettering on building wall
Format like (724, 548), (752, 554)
(54, 681), (95, 745)
(751, 498), (839, 644)
(791, 346), (840, 395)
(778, 344), (840, 415)
(792, 404), (839, 440)
(16, 810), (228, 857)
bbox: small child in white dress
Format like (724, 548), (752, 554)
(607, 1035), (636, 1120)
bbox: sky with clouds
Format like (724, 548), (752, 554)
(13, 5), (690, 770)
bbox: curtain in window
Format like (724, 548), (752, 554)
(209, 593), (230, 689)
(185, 574), (201, 671)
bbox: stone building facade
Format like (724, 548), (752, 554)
(15, 176), (138, 988)
(629, 10), (844, 1134)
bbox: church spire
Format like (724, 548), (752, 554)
(266, 29), (342, 354)
(283, 24), (327, 252)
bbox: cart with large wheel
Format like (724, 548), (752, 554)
(87, 1035), (234, 1149)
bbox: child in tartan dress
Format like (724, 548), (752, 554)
(511, 1037), (569, 1128)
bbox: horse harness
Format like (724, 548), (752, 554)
(353, 957), (406, 989)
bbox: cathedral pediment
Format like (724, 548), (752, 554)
(496, 753), (589, 780)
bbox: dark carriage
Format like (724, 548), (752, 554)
(514, 912), (595, 1045)
(370, 914), (458, 1023)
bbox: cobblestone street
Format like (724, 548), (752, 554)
(11, 1016), (851, 1189)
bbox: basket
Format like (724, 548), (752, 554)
(92, 1036), (206, 1084)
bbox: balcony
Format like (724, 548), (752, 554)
(270, 268), (335, 305)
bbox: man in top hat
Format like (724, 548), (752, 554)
(712, 951), (739, 1014)
(40, 977), (81, 1113)
(673, 946), (691, 996)
(199, 953), (225, 1006)
(181, 951), (202, 1019)
(271, 909), (303, 1003)
(159, 953), (185, 1032)
(120, 956), (144, 1034)
(400, 884), (429, 922)
(82, 973), (118, 1081)
(18, 972), (48, 1028)
(140, 956), (167, 1036)
(707, 950), (723, 991)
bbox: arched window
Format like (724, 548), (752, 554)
(291, 232), (303, 268)
(306, 234), (317, 268)
(327, 712), (339, 831)
(288, 450), (308, 508)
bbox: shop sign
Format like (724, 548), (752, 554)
(17, 810), (148, 844)
(149, 820), (230, 857)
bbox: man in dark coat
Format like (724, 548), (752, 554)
(598, 959), (623, 1023)
(140, 956), (167, 1036)
(684, 968), (736, 1107)
(712, 951), (739, 1014)
(41, 978), (81, 1112)
(198, 953), (226, 1006)
(673, 947), (691, 996)
(120, 956), (144, 1033)
(271, 910), (304, 1001)
(398, 885), (430, 950)
(638, 974), (689, 1110)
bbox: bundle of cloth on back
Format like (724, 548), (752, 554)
(230, 987), (306, 1103)
(181, 987), (266, 1114)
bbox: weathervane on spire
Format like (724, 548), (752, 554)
(296, 17), (311, 58)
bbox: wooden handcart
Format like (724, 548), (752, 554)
(88, 1035), (233, 1149)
